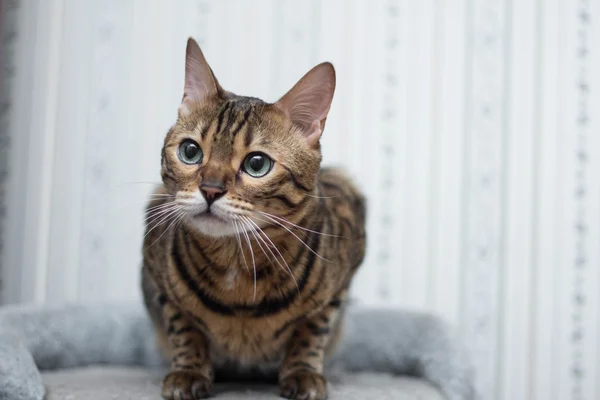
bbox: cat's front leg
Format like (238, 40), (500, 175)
(279, 296), (344, 400)
(160, 300), (214, 400)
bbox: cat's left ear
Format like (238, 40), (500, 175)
(274, 62), (336, 148)
(179, 37), (224, 117)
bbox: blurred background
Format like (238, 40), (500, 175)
(1, 0), (599, 399)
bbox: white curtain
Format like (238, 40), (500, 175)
(1, 1), (599, 399)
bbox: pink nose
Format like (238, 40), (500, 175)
(199, 181), (226, 205)
(201, 186), (224, 197)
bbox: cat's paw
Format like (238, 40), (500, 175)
(279, 371), (328, 400)
(162, 370), (212, 400)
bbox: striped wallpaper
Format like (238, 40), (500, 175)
(1, 1), (599, 399)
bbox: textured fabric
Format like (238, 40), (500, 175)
(0, 303), (477, 400)
(43, 367), (445, 400)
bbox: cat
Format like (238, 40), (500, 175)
(141, 37), (366, 400)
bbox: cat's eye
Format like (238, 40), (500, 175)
(178, 140), (203, 165)
(242, 152), (273, 178)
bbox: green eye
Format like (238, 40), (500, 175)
(178, 140), (203, 164)
(243, 152), (273, 178)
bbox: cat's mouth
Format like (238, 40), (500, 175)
(193, 211), (224, 222)
(188, 208), (242, 238)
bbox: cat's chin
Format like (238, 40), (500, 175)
(187, 213), (239, 238)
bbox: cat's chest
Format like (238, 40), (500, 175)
(206, 315), (290, 363)
(163, 265), (311, 361)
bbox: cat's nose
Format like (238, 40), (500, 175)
(200, 180), (227, 206)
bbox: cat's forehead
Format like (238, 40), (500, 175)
(171, 94), (286, 160)
(210, 96), (268, 148)
(222, 95), (265, 109)
(215, 95), (265, 118)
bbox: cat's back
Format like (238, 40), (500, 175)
(318, 167), (366, 269)
(318, 167), (366, 221)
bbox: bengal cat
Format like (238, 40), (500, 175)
(142, 38), (366, 400)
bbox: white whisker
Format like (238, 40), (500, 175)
(237, 218), (257, 300)
(250, 214), (330, 262)
(145, 201), (178, 214)
(243, 216), (298, 292)
(304, 193), (339, 199)
(146, 210), (186, 248)
(244, 217), (274, 269)
(257, 211), (343, 238)
(144, 204), (180, 225)
(144, 207), (182, 240)
(232, 220), (250, 273)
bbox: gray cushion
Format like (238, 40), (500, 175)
(43, 367), (445, 400)
(0, 304), (475, 400)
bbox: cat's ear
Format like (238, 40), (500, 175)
(179, 38), (223, 117)
(274, 62), (336, 147)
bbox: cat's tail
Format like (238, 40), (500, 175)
(0, 303), (476, 400)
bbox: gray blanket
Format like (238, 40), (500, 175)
(0, 304), (476, 400)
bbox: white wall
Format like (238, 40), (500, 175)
(1, 1), (600, 399)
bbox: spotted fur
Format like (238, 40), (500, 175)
(142, 38), (366, 400)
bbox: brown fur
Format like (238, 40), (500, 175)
(142, 38), (366, 400)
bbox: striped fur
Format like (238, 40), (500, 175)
(142, 38), (366, 400)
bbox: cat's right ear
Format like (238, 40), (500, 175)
(179, 38), (223, 117)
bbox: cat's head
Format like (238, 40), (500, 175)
(160, 38), (335, 237)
